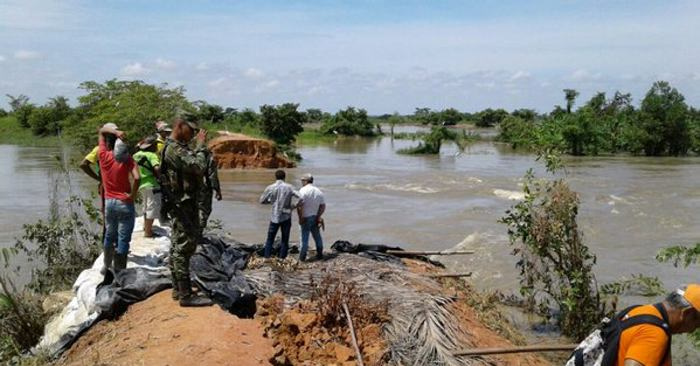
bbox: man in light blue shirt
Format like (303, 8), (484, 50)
(259, 170), (300, 258)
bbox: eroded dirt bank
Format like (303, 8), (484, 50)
(209, 133), (295, 169)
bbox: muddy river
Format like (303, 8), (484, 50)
(1, 128), (698, 295)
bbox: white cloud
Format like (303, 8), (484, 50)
(155, 58), (176, 70)
(195, 62), (209, 71)
(567, 69), (602, 82)
(244, 68), (265, 79)
(14, 50), (41, 60)
(510, 70), (531, 81)
(0, 55), (5, 62)
(208, 77), (227, 87)
(120, 62), (150, 77)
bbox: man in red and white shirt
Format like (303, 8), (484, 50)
(98, 123), (140, 274)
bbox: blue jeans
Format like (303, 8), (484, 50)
(299, 215), (323, 261)
(264, 219), (291, 259)
(104, 199), (136, 255)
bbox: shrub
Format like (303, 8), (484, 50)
(500, 170), (604, 339)
(65, 79), (192, 151)
(259, 103), (305, 146)
(321, 106), (375, 136)
(398, 126), (460, 154)
(475, 108), (508, 127)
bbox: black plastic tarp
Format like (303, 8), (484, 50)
(190, 236), (257, 317)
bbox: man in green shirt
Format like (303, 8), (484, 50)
(133, 136), (161, 238)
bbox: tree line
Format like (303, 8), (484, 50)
(498, 81), (700, 156)
(3, 79), (699, 157)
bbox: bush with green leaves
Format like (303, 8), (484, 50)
(321, 106), (376, 136)
(65, 79), (192, 151)
(500, 169), (604, 339)
(259, 103), (305, 146)
(1, 155), (101, 362)
(497, 82), (700, 157)
(475, 108), (509, 127)
(398, 126), (472, 154)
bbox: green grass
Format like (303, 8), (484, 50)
(201, 121), (266, 140)
(0, 116), (61, 147)
(295, 129), (338, 144)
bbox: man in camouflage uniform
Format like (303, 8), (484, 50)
(198, 148), (222, 234)
(160, 116), (213, 307)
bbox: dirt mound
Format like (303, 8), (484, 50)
(209, 133), (295, 169)
(56, 290), (275, 366)
(257, 281), (389, 366)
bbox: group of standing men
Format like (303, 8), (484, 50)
(80, 115), (221, 307)
(80, 113), (328, 308)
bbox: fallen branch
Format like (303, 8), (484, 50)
(386, 250), (475, 256)
(342, 302), (365, 366)
(424, 272), (472, 278)
(453, 344), (578, 357)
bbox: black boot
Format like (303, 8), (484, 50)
(178, 279), (213, 307)
(171, 276), (180, 300)
(101, 245), (115, 275)
(113, 253), (128, 273)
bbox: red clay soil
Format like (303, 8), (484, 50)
(56, 290), (275, 366)
(208, 133), (295, 169)
(257, 296), (387, 366)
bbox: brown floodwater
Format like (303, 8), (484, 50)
(1, 129), (698, 295)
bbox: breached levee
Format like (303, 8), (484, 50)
(208, 132), (295, 169)
(38, 218), (549, 366)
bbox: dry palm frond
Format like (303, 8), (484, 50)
(244, 253), (490, 366)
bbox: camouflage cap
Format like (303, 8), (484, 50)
(174, 110), (199, 131)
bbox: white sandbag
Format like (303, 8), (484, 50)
(36, 218), (171, 356)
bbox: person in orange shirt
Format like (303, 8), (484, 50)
(618, 284), (700, 366)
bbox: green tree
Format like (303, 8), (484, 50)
(413, 107), (437, 125)
(439, 108), (463, 126)
(28, 96), (72, 136)
(511, 108), (537, 122)
(259, 103), (305, 146)
(476, 108), (508, 127)
(636, 81), (691, 156)
(563, 89), (579, 114)
(321, 106), (375, 136)
(194, 101), (225, 124)
(305, 108), (324, 124)
(66, 79), (192, 150)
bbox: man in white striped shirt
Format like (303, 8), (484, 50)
(259, 170), (300, 258)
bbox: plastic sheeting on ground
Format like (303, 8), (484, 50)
(37, 219), (171, 356)
(37, 222), (416, 358)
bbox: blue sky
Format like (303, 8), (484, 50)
(1, 0), (699, 114)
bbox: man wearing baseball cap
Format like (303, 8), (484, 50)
(155, 121), (172, 154)
(617, 284), (700, 366)
(159, 114), (213, 307)
(98, 123), (140, 274)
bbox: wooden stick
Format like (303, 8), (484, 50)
(342, 302), (365, 366)
(424, 272), (472, 278)
(386, 250), (475, 256)
(454, 344), (578, 356)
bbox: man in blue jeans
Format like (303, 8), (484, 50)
(98, 124), (140, 274)
(260, 170), (300, 259)
(297, 174), (326, 261)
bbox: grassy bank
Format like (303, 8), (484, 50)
(0, 117), (61, 147)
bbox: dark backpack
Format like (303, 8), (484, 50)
(571, 303), (671, 366)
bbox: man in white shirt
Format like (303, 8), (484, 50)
(297, 174), (325, 261)
(259, 170), (300, 259)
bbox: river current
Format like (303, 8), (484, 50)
(1, 127), (698, 296)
